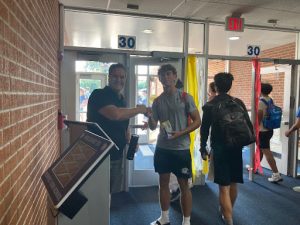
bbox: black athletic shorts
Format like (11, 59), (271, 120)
(259, 130), (273, 149)
(154, 147), (192, 179)
(212, 143), (243, 186)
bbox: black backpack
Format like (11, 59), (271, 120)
(212, 97), (255, 149)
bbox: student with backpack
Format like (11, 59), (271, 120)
(258, 83), (283, 183)
(200, 72), (255, 225)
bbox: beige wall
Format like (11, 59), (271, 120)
(0, 1), (60, 225)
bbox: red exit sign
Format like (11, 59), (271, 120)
(225, 17), (245, 32)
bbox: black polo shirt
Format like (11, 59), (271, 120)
(87, 86), (129, 160)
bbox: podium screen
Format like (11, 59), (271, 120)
(42, 130), (113, 208)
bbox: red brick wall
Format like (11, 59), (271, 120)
(208, 60), (225, 83)
(0, 1), (60, 225)
(230, 60), (253, 109)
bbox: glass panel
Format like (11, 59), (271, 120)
(208, 59), (226, 85)
(76, 61), (112, 73)
(64, 10), (184, 52)
(260, 72), (284, 158)
(149, 76), (163, 144)
(134, 74), (163, 170)
(188, 22), (204, 54)
(209, 24), (297, 58)
(149, 65), (159, 75)
(79, 79), (101, 122)
(137, 65), (148, 75)
(76, 60), (110, 122)
(136, 76), (148, 137)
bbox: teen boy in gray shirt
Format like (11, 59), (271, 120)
(147, 64), (201, 225)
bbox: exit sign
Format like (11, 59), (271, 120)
(225, 17), (244, 32)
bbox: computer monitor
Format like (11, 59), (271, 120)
(41, 130), (114, 209)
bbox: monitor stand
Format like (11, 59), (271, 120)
(57, 156), (110, 225)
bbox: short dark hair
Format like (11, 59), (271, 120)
(261, 83), (273, 95)
(214, 72), (234, 93)
(158, 64), (177, 76)
(209, 82), (216, 93)
(109, 63), (126, 76)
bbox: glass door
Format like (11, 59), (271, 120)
(77, 73), (107, 122)
(135, 66), (163, 144)
(260, 64), (291, 175)
(286, 64), (300, 177)
(128, 56), (182, 187)
(75, 60), (112, 121)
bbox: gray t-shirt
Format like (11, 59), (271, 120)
(152, 89), (197, 150)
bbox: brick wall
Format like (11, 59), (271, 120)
(230, 60), (253, 109)
(0, 1), (60, 225)
(208, 59), (226, 84)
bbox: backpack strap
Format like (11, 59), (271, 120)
(181, 91), (187, 101)
(181, 91), (192, 125)
(181, 91), (188, 113)
(260, 97), (273, 106)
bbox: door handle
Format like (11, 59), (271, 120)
(283, 121), (289, 125)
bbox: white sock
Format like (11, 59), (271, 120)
(182, 216), (190, 225)
(159, 210), (169, 223)
(151, 210), (169, 225)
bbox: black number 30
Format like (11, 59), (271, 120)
(118, 36), (136, 49)
(247, 46), (260, 56)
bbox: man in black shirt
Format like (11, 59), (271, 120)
(200, 73), (246, 225)
(87, 63), (148, 193)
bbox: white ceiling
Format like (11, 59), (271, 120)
(60, 0), (300, 29)
(60, 0), (300, 55)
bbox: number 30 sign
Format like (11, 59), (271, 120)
(118, 35), (136, 49)
(247, 45), (260, 56)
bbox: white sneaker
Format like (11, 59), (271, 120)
(268, 173), (283, 183)
(150, 220), (170, 225)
